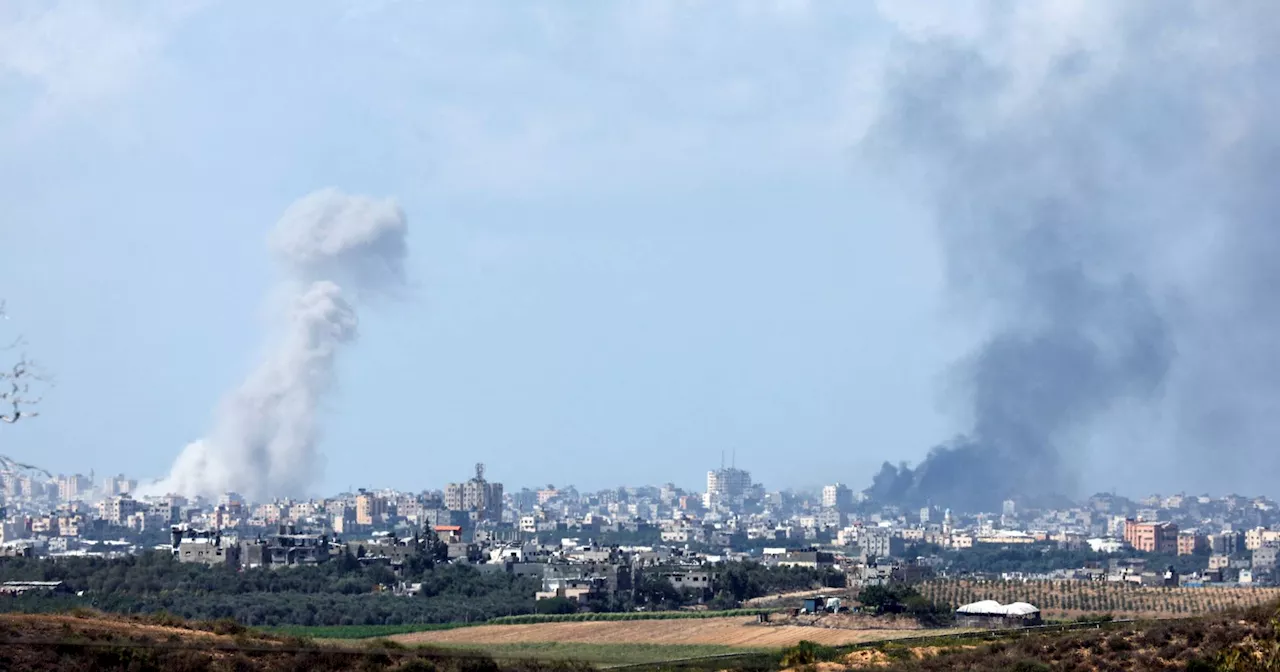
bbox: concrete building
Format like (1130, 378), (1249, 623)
(704, 467), (751, 510)
(56, 474), (91, 503)
(1124, 520), (1178, 554)
(1246, 527), (1280, 551)
(861, 527), (905, 561)
(1210, 531), (1245, 556)
(103, 474), (137, 497)
(1253, 542), (1280, 570)
(821, 483), (852, 511)
(97, 495), (140, 526)
(171, 526), (240, 567)
(241, 525), (330, 568)
(1177, 531), (1207, 556)
(355, 490), (388, 526)
(445, 464), (503, 521)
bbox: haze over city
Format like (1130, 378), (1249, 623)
(3, 1), (1280, 504)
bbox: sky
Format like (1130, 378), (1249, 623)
(1, 1), (1272, 500)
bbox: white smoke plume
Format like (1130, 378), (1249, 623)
(150, 189), (407, 501)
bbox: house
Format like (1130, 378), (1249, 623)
(171, 526), (240, 567)
(240, 525), (330, 568)
(772, 548), (835, 569)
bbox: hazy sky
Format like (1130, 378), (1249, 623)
(3, 1), (1261, 499)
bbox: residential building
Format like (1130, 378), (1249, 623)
(1124, 520), (1178, 554)
(171, 526), (239, 567)
(56, 474), (91, 503)
(861, 527), (904, 560)
(103, 474), (137, 497)
(821, 483), (852, 511)
(355, 490), (388, 526)
(241, 525), (330, 568)
(704, 467), (751, 510)
(445, 464), (503, 521)
(97, 495), (140, 526)
(1253, 542), (1280, 570)
(1177, 531), (1207, 556)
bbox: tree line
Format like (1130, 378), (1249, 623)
(0, 552), (843, 627)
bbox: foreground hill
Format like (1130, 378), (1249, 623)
(0, 610), (586, 672)
(773, 601), (1280, 671)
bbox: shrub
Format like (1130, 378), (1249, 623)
(779, 640), (836, 667)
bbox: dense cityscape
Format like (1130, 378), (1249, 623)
(5, 459), (1279, 596)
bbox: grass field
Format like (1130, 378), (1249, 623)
(265, 622), (474, 639)
(920, 578), (1280, 619)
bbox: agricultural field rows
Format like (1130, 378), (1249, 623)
(919, 578), (1280, 618)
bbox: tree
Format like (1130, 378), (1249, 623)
(0, 301), (44, 425)
(534, 596), (577, 615)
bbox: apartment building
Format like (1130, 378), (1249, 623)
(355, 491), (388, 526)
(1124, 519), (1178, 554)
(1177, 531), (1207, 556)
(444, 464), (503, 521)
(1245, 527), (1280, 551)
(704, 467), (751, 510)
(821, 483), (852, 511)
(56, 474), (92, 503)
(96, 495), (140, 526)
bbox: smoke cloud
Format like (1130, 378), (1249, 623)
(150, 189), (407, 501)
(862, 2), (1280, 509)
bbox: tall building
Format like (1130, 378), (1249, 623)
(97, 495), (140, 525)
(355, 490), (388, 526)
(1124, 519), (1178, 554)
(704, 467), (752, 511)
(104, 474), (137, 497)
(822, 483), (853, 511)
(445, 464), (503, 521)
(57, 474), (92, 502)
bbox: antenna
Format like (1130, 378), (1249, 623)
(720, 451), (724, 471)
(732, 449), (736, 469)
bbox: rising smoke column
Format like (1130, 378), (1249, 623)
(154, 189), (407, 501)
(858, 1), (1280, 510)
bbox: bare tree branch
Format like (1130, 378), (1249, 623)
(0, 301), (45, 424)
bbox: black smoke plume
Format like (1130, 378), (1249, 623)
(857, 2), (1280, 510)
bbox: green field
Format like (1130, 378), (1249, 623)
(427, 642), (758, 666)
(264, 622), (475, 639)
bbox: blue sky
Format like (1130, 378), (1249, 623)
(5, 1), (1224, 498)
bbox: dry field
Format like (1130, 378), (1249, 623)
(391, 616), (972, 648)
(920, 578), (1280, 619)
(0, 612), (234, 643)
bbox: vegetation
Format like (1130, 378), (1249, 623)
(0, 610), (594, 672)
(489, 609), (772, 625)
(857, 584), (954, 626)
(0, 552), (538, 626)
(0, 552), (840, 628)
(919, 578), (1280, 618)
(266, 622), (476, 639)
(844, 600), (1280, 671)
(907, 542), (1212, 576)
